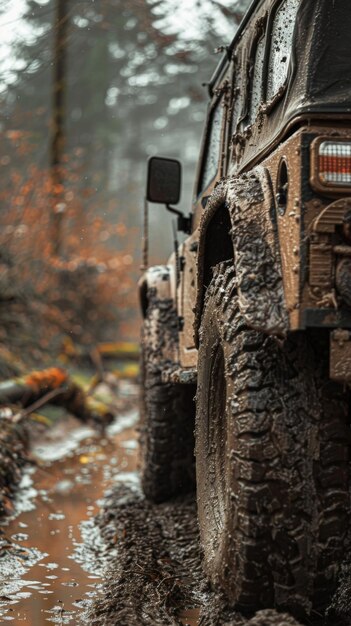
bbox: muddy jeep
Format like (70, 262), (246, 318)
(139, 0), (351, 616)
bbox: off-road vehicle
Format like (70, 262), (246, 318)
(139, 0), (351, 615)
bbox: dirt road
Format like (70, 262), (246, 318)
(0, 378), (350, 625)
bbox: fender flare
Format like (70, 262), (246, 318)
(194, 167), (289, 346)
(139, 264), (179, 371)
(138, 264), (174, 319)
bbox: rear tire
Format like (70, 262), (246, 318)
(196, 262), (350, 614)
(140, 295), (195, 503)
(313, 339), (351, 608)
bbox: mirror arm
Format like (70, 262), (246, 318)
(166, 204), (192, 235)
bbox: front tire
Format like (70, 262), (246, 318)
(196, 262), (349, 614)
(140, 295), (195, 503)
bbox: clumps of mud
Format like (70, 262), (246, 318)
(85, 485), (201, 625)
(84, 485), (306, 626)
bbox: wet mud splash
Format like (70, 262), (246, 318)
(85, 482), (309, 626)
(0, 380), (139, 624)
(86, 487), (201, 625)
(85, 486), (351, 625)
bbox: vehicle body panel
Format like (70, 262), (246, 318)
(141, 0), (351, 376)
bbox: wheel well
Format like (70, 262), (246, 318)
(203, 205), (234, 291)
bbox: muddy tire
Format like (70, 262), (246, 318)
(195, 262), (349, 615)
(140, 294), (195, 503)
(312, 340), (351, 609)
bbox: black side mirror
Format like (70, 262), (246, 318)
(147, 156), (181, 205)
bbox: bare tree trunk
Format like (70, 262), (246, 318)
(51, 0), (68, 257)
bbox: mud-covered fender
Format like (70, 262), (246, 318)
(194, 166), (289, 345)
(139, 264), (178, 367)
(138, 264), (176, 319)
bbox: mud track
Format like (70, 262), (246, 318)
(85, 482), (351, 626)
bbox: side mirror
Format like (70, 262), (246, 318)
(146, 156), (181, 205)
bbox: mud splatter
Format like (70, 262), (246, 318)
(85, 484), (201, 625)
(85, 483), (311, 626)
(140, 292), (195, 503)
(84, 474), (351, 626)
(195, 169), (288, 345)
(226, 168), (289, 336)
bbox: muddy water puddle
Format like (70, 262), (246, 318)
(0, 388), (139, 624)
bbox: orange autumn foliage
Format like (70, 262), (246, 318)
(24, 367), (68, 391)
(0, 132), (139, 366)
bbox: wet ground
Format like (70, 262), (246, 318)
(0, 375), (350, 625)
(0, 379), (139, 624)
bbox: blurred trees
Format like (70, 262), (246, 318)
(0, 0), (250, 361)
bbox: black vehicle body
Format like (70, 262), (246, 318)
(218, 0), (351, 171)
(139, 0), (351, 617)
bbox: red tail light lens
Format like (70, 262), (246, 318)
(319, 141), (351, 187)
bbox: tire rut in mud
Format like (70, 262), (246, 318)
(84, 485), (201, 625)
(83, 484), (351, 625)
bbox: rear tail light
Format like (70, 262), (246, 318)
(318, 141), (351, 187)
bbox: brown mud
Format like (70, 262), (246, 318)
(0, 378), (138, 624)
(85, 476), (351, 626)
(140, 292), (196, 503)
(0, 376), (350, 625)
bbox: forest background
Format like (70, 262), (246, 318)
(0, 0), (250, 371)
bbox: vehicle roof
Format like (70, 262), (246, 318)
(209, 0), (351, 170)
(208, 0), (260, 94)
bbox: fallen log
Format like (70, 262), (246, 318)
(0, 367), (114, 430)
(0, 367), (114, 519)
